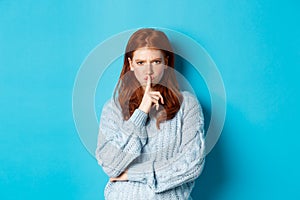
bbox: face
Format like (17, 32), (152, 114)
(128, 48), (167, 89)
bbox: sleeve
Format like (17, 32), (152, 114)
(95, 99), (149, 178)
(126, 93), (205, 193)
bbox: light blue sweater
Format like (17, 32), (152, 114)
(95, 91), (205, 200)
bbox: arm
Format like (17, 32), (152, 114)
(97, 76), (164, 179)
(127, 93), (206, 193)
(95, 99), (148, 178)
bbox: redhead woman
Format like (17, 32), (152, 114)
(95, 28), (205, 200)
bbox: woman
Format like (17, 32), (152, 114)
(95, 28), (205, 200)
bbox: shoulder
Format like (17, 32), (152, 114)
(179, 91), (204, 120)
(101, 98), (122, 117)
(179, 91), (204, 129)
(180, 91), (202, 110)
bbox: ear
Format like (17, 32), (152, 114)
(128, 57), (134, 71)
(164, 56), (169, 69)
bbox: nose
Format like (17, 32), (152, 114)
(146, 63), (153, 75)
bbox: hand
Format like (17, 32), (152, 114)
(109, 170), (128, 182)
(138, 75), (164, 114)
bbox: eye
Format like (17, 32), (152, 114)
(153, 60), (161, 64)
(136, 61), (144, 65)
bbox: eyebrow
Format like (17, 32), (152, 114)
(134, 58), (162, 62)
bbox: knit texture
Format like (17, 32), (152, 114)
(95, 91), (205, 200)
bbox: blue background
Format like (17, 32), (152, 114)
(1, 0), (299, 199)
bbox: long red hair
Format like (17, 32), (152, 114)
(114, 28), (183, 129)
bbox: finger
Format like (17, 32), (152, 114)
(145, 75), (151, 92)
(150, 91), (164, 104)
(151, 95), (160, 101)
(159, 93), (164, 104)
(151, 103), (159, 111)
(151, 99), (159, 110)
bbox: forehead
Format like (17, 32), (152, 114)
(132, 47), (164, 59)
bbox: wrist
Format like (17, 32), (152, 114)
(130, 108), (148, 127)
(138, 105), (150, 114)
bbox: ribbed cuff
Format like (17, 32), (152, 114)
(127, 161), (154, 185)
(129, 109), (148, 127)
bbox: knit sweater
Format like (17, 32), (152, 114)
(95, 91), (205, 200)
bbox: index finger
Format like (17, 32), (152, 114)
(145, 75), (151, 92)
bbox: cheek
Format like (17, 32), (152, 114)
(133, 69), (144, 81)
(154, 67), (165, 77)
